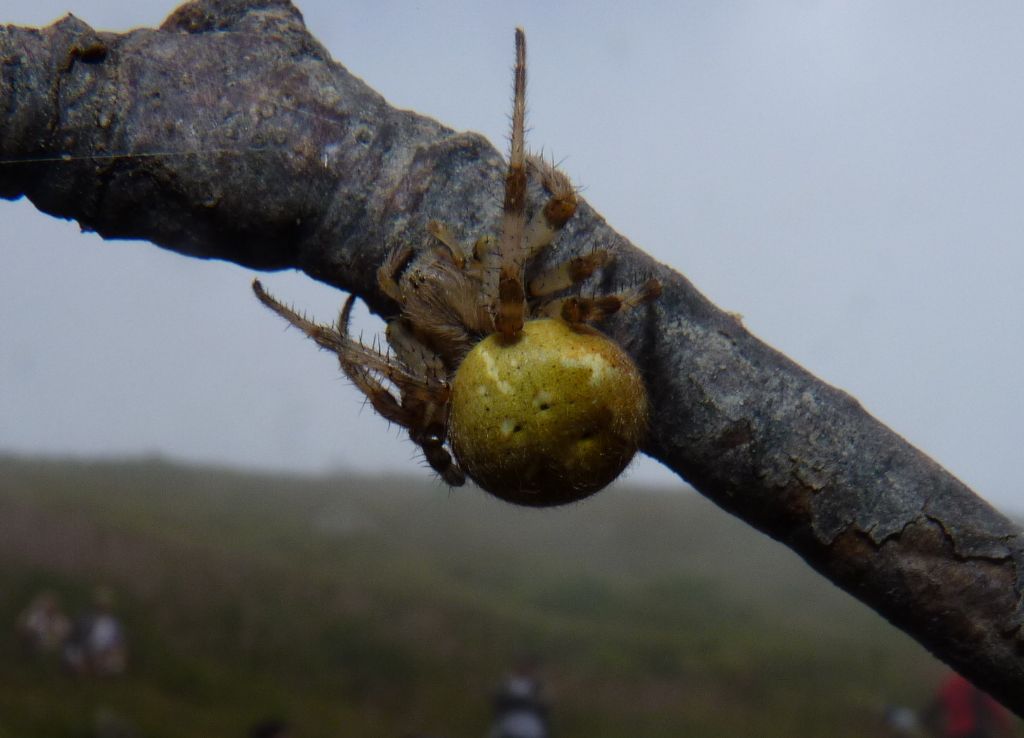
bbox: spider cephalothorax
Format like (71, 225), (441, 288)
(254, 29), (659, 506)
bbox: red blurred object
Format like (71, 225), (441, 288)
(928, 673), (1012, 738)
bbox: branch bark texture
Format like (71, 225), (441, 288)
(3, 0), (1023, 711)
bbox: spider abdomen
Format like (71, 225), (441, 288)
(448, 318), (648, 506)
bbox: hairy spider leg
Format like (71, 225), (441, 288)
(493, 28), (529, 339)
(253, 279), (352, 356)
(523, 155), (578, 261)
(412, 430), (466, 487)
(426, 220), (471, 268)
(385, 318), (447, 384)
(378, 237), (493, 367)
(253, 282), (422, 400)
(378, 244), (415, 302)
(327, 306), (464, 487)
(541, 278), (663, 325)
(528, 249), (612, 298)
(252, 280), (465, 485)
(332, 299), (464, 485)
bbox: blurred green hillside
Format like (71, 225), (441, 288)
(0, 455), (948, 737)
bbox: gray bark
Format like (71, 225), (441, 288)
(3, 0), (1023, 712)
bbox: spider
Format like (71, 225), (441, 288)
(253, 29), (660, 506)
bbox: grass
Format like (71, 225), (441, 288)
(0, 454), (952, 737)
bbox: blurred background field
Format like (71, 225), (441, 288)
(0, 455), (951, 737)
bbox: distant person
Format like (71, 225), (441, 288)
(882, 704), (924, 736)
(16, 590), (72, 655)
(488, 663), (551, 738)
(923, 672), (1014, 738)
(63, 587), (128, 677)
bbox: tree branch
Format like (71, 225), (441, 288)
(3, 0), (1023, 711)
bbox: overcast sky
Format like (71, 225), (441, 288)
(2, 1), (1023, 512)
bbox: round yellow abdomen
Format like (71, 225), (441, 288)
(449, 318), (648, 506)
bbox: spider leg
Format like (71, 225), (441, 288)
(523, 154), (579, 261)
(399, 262), (487, 364)
(378, 245), (414, 303)
(427, 220), (470, 268)
(540, 278), (662, 325)
(340, 356), (463, 487)
(255, 279), (440, 425)
(528, 249), (611, 298)
(385, 318), (447, 383)
(411, 430), (466, 486)
(424, 223), (494, 336)
(253, 279), (349, 355)
(342, 358), (410, 427)
(332, 296), (443, 405)
(335, 299), (466, 487)
(346, 355), (462, 486)
(494, 28), (529, 339)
